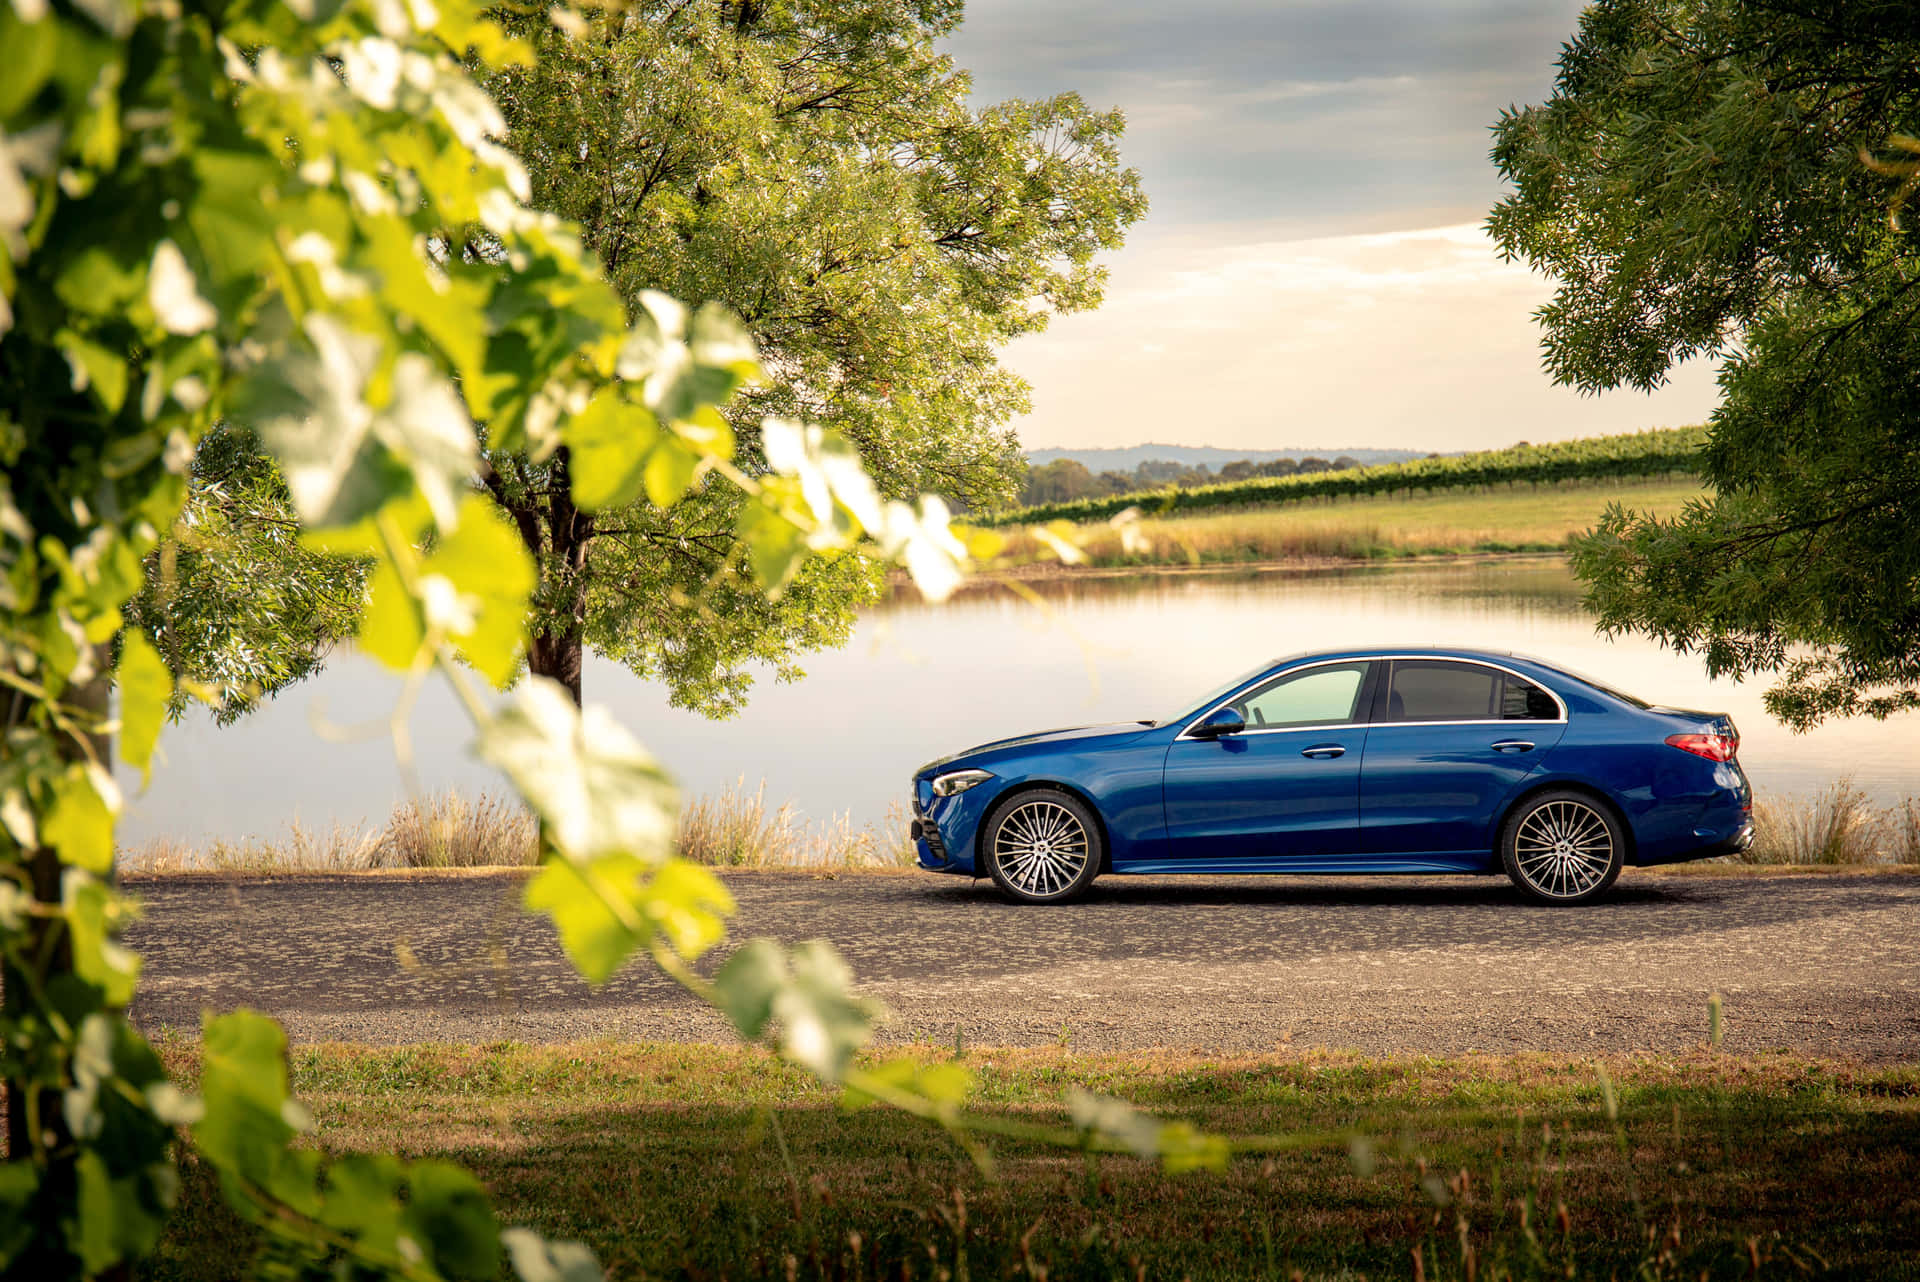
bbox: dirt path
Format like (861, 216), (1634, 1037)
(124, 868), (1920, 1060)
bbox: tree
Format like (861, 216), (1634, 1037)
(1490, 0), (1920, 727)
(138, 0), (1146, 715)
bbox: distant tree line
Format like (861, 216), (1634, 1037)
(1020, 454), (1365, 506)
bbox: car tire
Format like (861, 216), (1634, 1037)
(1500, 789), (1625, 905)
(982, 789), (1103, 904)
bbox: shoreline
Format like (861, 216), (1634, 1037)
(887, 547), (1570, 596)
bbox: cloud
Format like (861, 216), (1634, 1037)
(944, 0), (1592, 225)
(1003, 222), (1722, 453)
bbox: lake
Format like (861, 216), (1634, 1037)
(118, 558), (1920, 847)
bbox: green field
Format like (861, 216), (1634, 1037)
(149, 1041), (1920, 1281)
(997, 428), (1707, 526)
(992, 476), (1708, 570)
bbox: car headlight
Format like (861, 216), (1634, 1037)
(931, 768), (993, 797)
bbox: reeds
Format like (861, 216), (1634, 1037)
(121, 782), (913, 873)
(1739, 779), (1920, 865)
(678, 778), (915, 869)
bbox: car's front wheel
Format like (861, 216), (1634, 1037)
(982, 789), (1102, 904)
(1500, 790), (1625, 905)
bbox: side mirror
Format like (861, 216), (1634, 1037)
(1191, 707), (1246, 738)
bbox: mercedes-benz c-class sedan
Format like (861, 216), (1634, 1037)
(909, 648), (1753, 905)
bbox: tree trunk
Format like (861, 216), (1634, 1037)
(528, 445), (591, 708)
(3, 656), (109, 1164)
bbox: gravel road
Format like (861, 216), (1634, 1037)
(123, 868), (1920, 1061)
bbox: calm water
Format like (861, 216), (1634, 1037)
(119, 559), (1920, 846)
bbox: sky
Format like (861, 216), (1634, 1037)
(941, 0), (1723, 454)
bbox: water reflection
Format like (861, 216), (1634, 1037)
(120, 559), (1920, 845)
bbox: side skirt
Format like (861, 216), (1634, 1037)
(1110, 852), (1500, 876)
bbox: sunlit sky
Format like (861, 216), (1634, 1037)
(942, 0), (1723, 454)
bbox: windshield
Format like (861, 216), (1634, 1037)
(1156, 659), (1279, 727)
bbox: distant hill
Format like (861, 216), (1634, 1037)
(1024, 444), (1430, 472)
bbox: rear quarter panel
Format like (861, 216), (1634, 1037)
(1529, 689), (1748, 863)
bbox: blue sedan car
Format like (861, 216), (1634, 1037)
(909, 648), (1753, 905)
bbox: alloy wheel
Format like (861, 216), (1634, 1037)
(992, 798), (1091, 899)
(1512, 799), (1615, 900)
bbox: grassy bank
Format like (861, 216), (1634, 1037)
(989, 477), (1706, 572)
(122, 781), (915, 874)
(123, 775), (1920, 873)
(146, 1040), (1920, 1280)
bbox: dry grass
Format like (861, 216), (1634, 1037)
(145, 1039), (1920, 1282)
(678, 777), (915, 869)
(1740, 779), (1920, 866)
(993, 477), (1708, 569)
(122, 783), (911, 873)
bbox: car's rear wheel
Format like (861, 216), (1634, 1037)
(1500, 791), (1624, 905)
(983, 790), (1102, 904)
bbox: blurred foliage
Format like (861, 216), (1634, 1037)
(0, 1), (1198, 1277)
(1490, 0), (1920, 727)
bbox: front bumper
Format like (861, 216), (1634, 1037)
(910, 778), (994, 875)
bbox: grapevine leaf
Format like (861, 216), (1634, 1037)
(522, 854), (733, 984)
(842, 1058), (974, 1112)
(248, 316), (476, 533)
(43, 763), (118, 874)
(63, 871), (139, 1007)
(712, 940), (879, 1082)
(404, 1161), (501, 1281)
(424, 495), (536, 686)
(476, 678), (677, 861)
(116, 629), (173, 784)
(503, 1227), (604, 1282)
(562, 388), (657, 511)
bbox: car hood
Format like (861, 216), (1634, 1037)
(917, 721), (1154, 776)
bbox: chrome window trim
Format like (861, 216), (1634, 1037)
(1176, 655), (1568, 741)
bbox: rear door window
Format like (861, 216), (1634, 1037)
(1383, 661), (1501, 722)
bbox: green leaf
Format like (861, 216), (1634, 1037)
(426, 494), (535, 686)
(562, 388), (657, 511)
(116, 630), (173, 784)
(1066, 1089), (1230, 1172)
(44, 763), (118, 873)
(476, 678), (677, 861)
(404, 1161), (501, 1281)
(778, 940), (879, 1082)
(712, 938), (785, 1041)
(57, 330), (129, 412)
(0, 1161), (40, 1264)
(712, 939), (879, 1081)
(248, 315), (476, 533)
(63, 872), (140, 1007)
(522, 854), (647, 985)
(736, 500), (809, 595)
(642, 438), (699, 509)
(524, 854), (734, 985)
(194, 1010), (309, 1194)
(842, 1058), (973, 1112)
(503, 1227), (604, 1282)
(356, 558), (423, 673)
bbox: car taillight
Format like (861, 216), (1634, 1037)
(1665, 733), (1738, 762)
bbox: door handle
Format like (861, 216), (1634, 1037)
(1491, 740), (1535, 753)
(1300, 744), (1345, 759)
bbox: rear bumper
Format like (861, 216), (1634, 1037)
(1638, 816), (1755, 866)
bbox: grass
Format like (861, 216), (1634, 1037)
(121, 781), (914, 874)
(1736, 779), (1920, 866)
(987, 477), (1708, 572)
(144, 1040), (1920, 1280)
